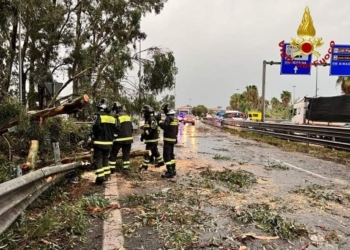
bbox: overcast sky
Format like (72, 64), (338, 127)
(135, 0), (350, 108)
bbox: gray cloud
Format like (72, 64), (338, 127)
(138, 0), (349, 108)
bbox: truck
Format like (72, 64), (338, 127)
(291, 96), (349, 126)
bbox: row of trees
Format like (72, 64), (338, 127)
(0, 0), (177, 115)
(228, 85), (292, 119)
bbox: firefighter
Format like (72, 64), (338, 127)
(139, 105), (164, 171)
(91, 98), (116, 184)
(159, 103), (179, 178)
(149, 111), (162, 164)
(108, 102), (134, 173)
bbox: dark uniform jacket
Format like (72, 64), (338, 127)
(92, 111), (116, 148)
(114, 111), (133, 144)
(142, 115), (159, 144)
(159, 115), (178, 144)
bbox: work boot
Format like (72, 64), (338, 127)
(161, 165), (175, 178)
(149, 156), (155, 164)
(154, 161), (165, 168)
(95, 177), (105, 185)
(172, 163), (176, 176)
(104, 174), (111, 181)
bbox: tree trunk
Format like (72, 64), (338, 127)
(0, 94), (90, 134)
(21, 140), (39, 171)
(28, 94), (90, 119)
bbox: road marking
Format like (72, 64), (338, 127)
(272, 158), (329, 180)
(103, 176), (124, 250)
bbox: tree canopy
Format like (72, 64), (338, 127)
(0, 0), (177, 113)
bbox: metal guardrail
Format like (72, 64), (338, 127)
(202, 118), (350, 151)
(0, 162), (83, 235)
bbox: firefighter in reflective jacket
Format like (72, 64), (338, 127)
(91, 98), (116, 184)
(159, 103), (178, 178)
(108, 102), (133, 173)
(139, 105), (165, 171)
(150, 111), (162, 164)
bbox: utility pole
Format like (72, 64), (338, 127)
(315, 65), (318, 97)
(138, 35), (142, 119)
(236, 88), (240, 109)
(18, 5), (22, 104)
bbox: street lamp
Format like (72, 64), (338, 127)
(236, 89), (240, 109)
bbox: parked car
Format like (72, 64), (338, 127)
(184, 115), (195, 125)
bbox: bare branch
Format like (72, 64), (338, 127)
(49, 67), (92, 106)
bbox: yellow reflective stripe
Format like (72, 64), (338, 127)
(109, 165), (116, 169)
(171, 160), (176, 164)
(96, 173), (105, 177)
(164, 138), (176, 142)
(145, 131), (150, 135)
(165, 161), (172, 165)
(119, 115), (131, 123)
(159, 121), (164, 124)
(100, 115), (116, 124)
(94, 141), (113, 145)
(96, 168), (104, 173)
(123, 161), (130, 164)
(114, 137), (133, 141)
(109, 161), (116, 165)
(114, 134), (118, 137)
(170, 122), (178, 125)
(156, 156), (163, 160)
(145, 139), (158, 143)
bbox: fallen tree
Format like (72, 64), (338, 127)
(0, 94), (90, 135)
(60, 149), (149, 164)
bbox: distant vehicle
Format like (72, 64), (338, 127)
(291, 96), (347, 126)
(216, 110), (226, 120)
(222, 110), (244, 121)
(177, 110), (190, 123)
(247, 111), (262, 121)
(184, 115), (195, 125)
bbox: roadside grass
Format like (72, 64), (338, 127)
(0, 177), (109, 250)
(222, 127), (350, 164)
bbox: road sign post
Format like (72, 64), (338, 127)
(261, 60), (281, 122)
(329, 44), (350, 76)
(280, 43), (312, 75)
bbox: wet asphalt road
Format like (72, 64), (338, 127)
(119, 119), (350, 249)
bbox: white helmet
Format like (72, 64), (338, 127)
(167, 109), (176, 115)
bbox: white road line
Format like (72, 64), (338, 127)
(272, 158), (329, 180)
(103, 176), (124, 250)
